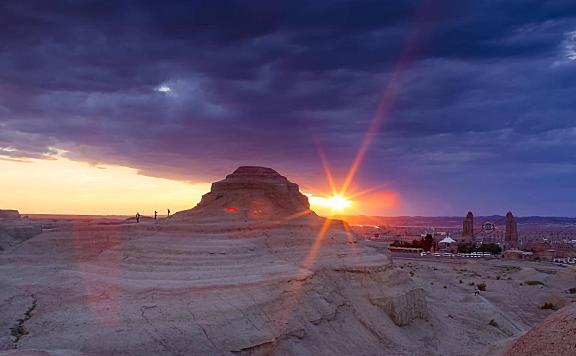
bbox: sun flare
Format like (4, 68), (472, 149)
(326, 195), (351, 211)
(307, 194), (352, 214)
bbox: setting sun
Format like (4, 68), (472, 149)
(326, 195), (351, 211)
(306, 194), (352, 214)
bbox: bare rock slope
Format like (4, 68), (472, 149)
(172, 166), (312, 223)
(0, 210), (42, 251)
(0, 210), (21, 220)
(1, 167), (543, 356)
(503, 302), (576, 356)
(0, 167), (432, 355)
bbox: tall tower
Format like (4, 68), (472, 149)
(505, 211), (519, 250)
(462, 211), (474, 240)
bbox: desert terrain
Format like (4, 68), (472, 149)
(1, 168), (574, 355)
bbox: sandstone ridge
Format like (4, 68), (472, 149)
(503, 302), (576, 356)
(0, 210), (42, 252)
(0, 210), (20, 220)
(172, 166), (314, 222)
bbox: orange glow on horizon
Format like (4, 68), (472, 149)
(355, 191), (399, 211)
(0, 155), (210, 215)
(306, 193), (352, 214)
(0, 153), (385, 217)
(304, 143), (402, 216)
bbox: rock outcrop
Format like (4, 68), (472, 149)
(0, 168), (387, 353)
(0, 167), (435, 355)
(0, 211), (41, 251)
(172, 166), (313, 222)
(0, 210), (20, 220)
(503, 303), (576, 356)
(370, 287), (429, 326)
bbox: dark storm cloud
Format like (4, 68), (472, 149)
(1, 0), (576, 215)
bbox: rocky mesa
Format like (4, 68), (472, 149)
(171, 166), (313, 223)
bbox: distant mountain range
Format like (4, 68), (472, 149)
(337, 215), (576, 227)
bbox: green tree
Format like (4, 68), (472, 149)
(423, 234), (434, 251)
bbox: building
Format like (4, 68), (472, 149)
(503, 249), (533, 260)
(505, 211), (519, 250)
(388, 246), (423, 254)
(463, 211), (474, 236)
(461, 211), (474, 242)
(438, 236), (457, 252)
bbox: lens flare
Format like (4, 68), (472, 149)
(327, 195), (351, 211)
(307, 194), (352, 213)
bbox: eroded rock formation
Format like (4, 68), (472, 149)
(504, 303), (576, 356)
(12, 168), (547, 355)
(172, 166), (314, 222)
(370, 287), (429, 326)
(0, 167), (428, 355)
(0, 210), (41, 251)
(0, 210), (20, 220)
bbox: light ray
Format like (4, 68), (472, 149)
(316, 144), (338, 196)
(301, 217), (333, 269)
(339, 0), (433, 197)
(274, 217), (334, 336)
(342, 222), (360, 264)
(276, 1), (434, 344)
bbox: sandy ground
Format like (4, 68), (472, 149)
(393, 256), (576, 325)
(392, 256), (576, 355)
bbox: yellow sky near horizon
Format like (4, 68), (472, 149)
(0, 156), (211, 215)
(0, 156), (344, 216)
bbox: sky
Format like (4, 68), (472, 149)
(1, 0), (576, 216)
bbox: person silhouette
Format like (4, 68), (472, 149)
(136, 212), (140, 223)
(154, 210), (157, 220)
(167, 208), (171, 217)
